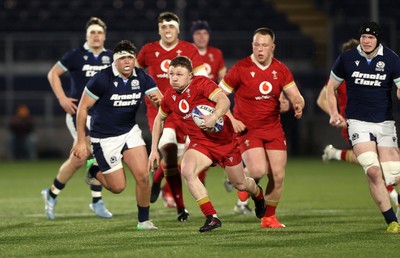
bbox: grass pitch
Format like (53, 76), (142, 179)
(0, 158), (398, 257)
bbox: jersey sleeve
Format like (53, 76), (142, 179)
(137, 68), (158, 95)
(393, 56), (400, 88)
(331, 55), (345, 83)
(198, 76), (221, 100)
(58, 49), (78, 72)
(84, 72), (107, 101)
(136, 44), (149, 69)
(281, 64), (296, 91)
(159, 96), (172, 117)
(219, 63), (240, 93)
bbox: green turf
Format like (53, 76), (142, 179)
(0, 158), (398, 257)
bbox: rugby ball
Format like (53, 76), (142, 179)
(191, 105), (224, 132)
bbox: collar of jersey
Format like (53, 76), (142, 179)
(250, 54), (272, 70)
(112, 63), (137, 78)
(357, 44), (383, 58)
(83, 42), (106, 53)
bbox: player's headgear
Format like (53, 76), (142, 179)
(158, 12), (180, 32)
(86, 17), (107, 36)
(190, 20), (211, 35)
(359, 21), (381, 41)
(359, 21), (381, 54)
(113, 40), (136, 60)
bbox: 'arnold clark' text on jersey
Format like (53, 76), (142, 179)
(331, 45), (400, 123)
(84, 64), (156, 138)
(57, 43), (113, 102)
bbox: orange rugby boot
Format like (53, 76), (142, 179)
(261, 215), (286, 228)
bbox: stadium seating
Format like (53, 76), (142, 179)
(0, 0), (312, 61)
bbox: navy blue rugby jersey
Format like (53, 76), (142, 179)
(331, 45), (400, 122)
(84, 64), (158, 138)
(58, 43), (113, 101)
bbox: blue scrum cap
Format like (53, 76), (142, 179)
(190, 20), (211, 35)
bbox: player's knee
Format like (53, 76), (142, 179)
(246, 166), (266, 178)
(179, 166), (194, 181)
(365, 166), (382, 184)
(381, 161), (400, 186)
(232, 181), (246, 191)
(109, 184), (125, 194)
(70, 154), (87, 168)
(271, 170), (285, 184)
(135, 172), (150, 186)
(357, 151), (380, 174)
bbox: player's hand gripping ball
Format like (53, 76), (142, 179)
(191, 105), (224, 132)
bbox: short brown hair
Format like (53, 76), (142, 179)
(254, 27), (275, 42)
(170, 56), (192, 72)
(86, 17), (107, 33)
(113, 40), (137, 56)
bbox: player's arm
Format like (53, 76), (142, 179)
(148, 111), (167, 171)
(218, 81), (246, 133)
(283, 84), (305, 119)
(146, 89), (163, 108)
(47, 63), (78, 114)
(279, 92), (290, 113)
(316, 86), (330, 114)
(71, 91), (96, 159)
(326, 74), (344, 127)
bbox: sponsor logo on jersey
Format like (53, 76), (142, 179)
(110, 93), (142, 106)
(183, 113), (192, 120)
(178, 99), (190, 113)
(82, 64), (109, 77)
(157, 59), (171, 78)
(250, 72), (255, 78)
(351, 71), (386, 86)
(255, 81), (273, 100)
